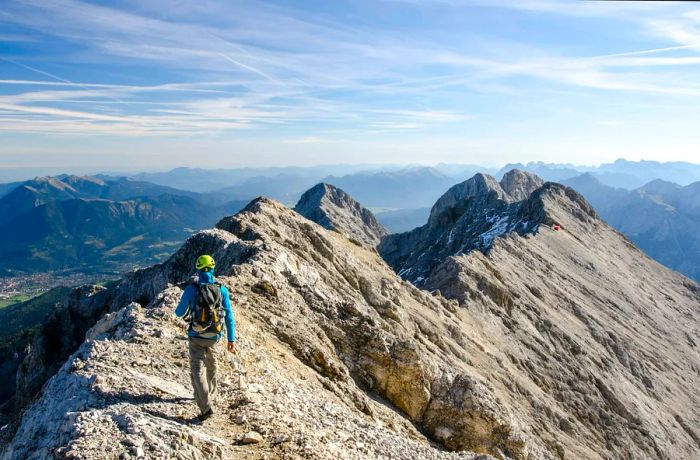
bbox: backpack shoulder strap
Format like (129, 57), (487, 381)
(214, 283), (223, 306)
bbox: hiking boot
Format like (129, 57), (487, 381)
(198, 408), (214, 422)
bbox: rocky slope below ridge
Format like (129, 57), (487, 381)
(294, 183), (389, 247)
(379, 170), (547, 285)
(4, 182), (700, 459)
(412, 180), (700, 459)
(3, 198), (521, 459)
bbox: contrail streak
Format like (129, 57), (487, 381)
(217, 53), (281, 85)
(0, 56), (131, 106)
(589, 43), (700, 60)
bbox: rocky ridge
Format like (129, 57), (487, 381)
(294, 183), (389, 246)
(384, 170), (700, 459)
(379, 170), (551, 285)
(3, 198), (512, 459)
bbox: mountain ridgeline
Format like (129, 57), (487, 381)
(379, 170), (559, 285)
(1, 171), (699, 459)
(0, 175), (248, 273)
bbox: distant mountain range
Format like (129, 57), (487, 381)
(0, 175), (198, 225)
(115, 159), (700, 196)
(128, 165), (461, 208)
(0, 175), (247, 274)
(562, 174), (700, 281)
(323, 167), (459, 208)
(127, 164), (393, 193)
(497, 159), (700, 189)
(2, 159), (700, 282)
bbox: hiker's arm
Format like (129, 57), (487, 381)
(221, 286), (236, 343)
(175, 285), (195, 318)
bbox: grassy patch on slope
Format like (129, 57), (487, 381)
(0, 294), (32, 309)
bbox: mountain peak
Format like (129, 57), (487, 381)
(499, 169), (544, 201)
(522, 181), (598, 227)
(294, 183), (388, 246)
(428, 173), (507, 224)
(569, 172), (602, 184)
(637, 178), (681, 197)
(380, 174), (600, 286)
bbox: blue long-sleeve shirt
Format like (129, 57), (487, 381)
(175, 270), (236, 342)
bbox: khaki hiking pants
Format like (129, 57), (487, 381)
(188, 337), (219, 415)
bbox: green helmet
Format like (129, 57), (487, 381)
(195, 254), (215, 271)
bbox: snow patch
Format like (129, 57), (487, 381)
(479, 216), (511, 249)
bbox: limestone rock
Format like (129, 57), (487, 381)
(499, 169), (544, 202)
(295, 183), (389, 247)
(241, 431), (263, 444)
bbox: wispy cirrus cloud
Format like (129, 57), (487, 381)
(0, 0), (699, 168)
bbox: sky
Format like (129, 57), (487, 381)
(1, 0), (700, 174)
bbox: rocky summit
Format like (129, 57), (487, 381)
(294, 183), (389, 247)
(379, 170), (549, 286)
(1, 174), (699, 460)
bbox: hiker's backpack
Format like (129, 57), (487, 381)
(189, 283), (223, 337)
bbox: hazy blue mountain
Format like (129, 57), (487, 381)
(0, 180), (23, 198)
(562, 173), (630, 207)
(128, 165), (390, 193)
(374, 207), (431, 233)
(0, 177), (79, 225)
(495, 161), (583, 182)
(596, 159), (700, 187)
(431, 163), (496, 179)
(636, 179), (682, 197)
(85, 176), (199, 201)
(324, 167), (458, 208)
(204, 173), (321, 206)
(0, 175), (249, 274)
(0, 194), (238, 273)
(208, 167), (457, 209)
(563, 174), (700, 281)
(0, 175), (198, 226)
(495, 159), (700, 190)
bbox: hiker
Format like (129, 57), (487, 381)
(175, 254), (236, 421)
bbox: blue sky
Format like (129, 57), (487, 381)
(1, 0), (699, 172)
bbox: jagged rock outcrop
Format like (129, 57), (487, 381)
(379, 171), (557, 285)
(3, 176), (700, 460)
(499, 170), (544, 202)
(294, 183), (389, 246)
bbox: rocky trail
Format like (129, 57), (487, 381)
(3, 285), (487, 460)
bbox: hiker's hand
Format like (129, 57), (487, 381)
(227, 341), (236, 354)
